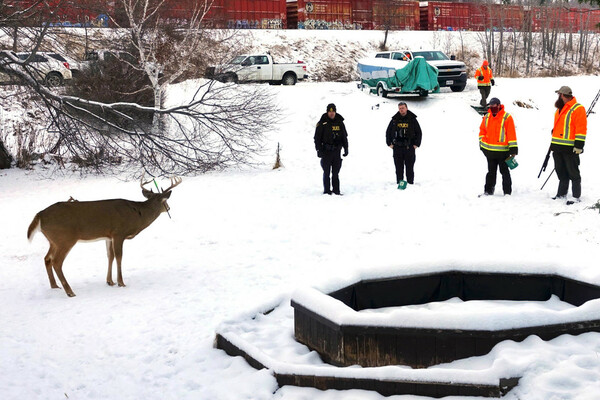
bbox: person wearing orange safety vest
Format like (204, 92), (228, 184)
(474, 60), (495, 107)
(479, 97), (518, 196)
(550, 86), (587, 201)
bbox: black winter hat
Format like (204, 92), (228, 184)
(327, 103), (336, 112)
(487, 97), (501, 106)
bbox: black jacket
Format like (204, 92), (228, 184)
(314, 113), (348, 154)
(386, 110), (422, 148)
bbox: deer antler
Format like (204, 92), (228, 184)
(140, 173), (155, 193)
(164, 177), (182, 192)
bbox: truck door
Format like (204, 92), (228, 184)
(255, 55), (272, 80)
(238, 56), (258, 81)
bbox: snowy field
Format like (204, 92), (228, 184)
(1, 74), (600, 399)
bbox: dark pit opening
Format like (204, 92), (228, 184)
(329, 271), (600, 310)
(292, 271), (600, 368)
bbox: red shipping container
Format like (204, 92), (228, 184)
(224, 0), (286, 28)
(372, 0), (419, 31)
(158, 0), (285, 28)
(352, 0), (374, 29)
(589, 9), (600, 31)
(6, 0), (114, 27)
(570, 7), (600, 32)
(529, 5), (572, 32)
(291, 0), (353, 29)
(468, 2), (488, 31)
(420, 2), (470, 31)
(491, 4), (524, 31)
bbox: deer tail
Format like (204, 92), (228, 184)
(27, 213), (41, 242)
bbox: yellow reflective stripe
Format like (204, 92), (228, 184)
(499, 113), (509, 143)
(551, 138), (575, 146)
(563, 104), (582, 140)
(575, 134), (586, 141)
(481, 142), (509, 151)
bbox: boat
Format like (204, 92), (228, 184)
(357, 56), (439, 97)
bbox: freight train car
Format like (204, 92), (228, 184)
(419, 1), (469, 31)
(372, 0), (420, 30)
(4, 0), (112, 27)
(286, 0), (353, 29)
(286, 0), (418, 30)
(4, 0), (600, 32)
(224, 0), (286, 29)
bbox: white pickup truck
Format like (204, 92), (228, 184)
(211, 54), (308, 85)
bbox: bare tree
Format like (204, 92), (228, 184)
(0, 1), (279, 176)
(376, 0), (415, 49)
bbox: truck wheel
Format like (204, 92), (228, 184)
(450, 85), (466, 92)
(45, 72), (63, 87)
(224, 73), (238, 83)
(282, 73), (297, 86)
(418, 89), (429, 97)
(377, 84), (388, 98)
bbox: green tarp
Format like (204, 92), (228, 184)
(361, 57), (439, 94)
(393, 57), (440, 93)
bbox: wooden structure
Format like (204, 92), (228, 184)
(215, 333), (520, 398)
(292, 271), (600, 368)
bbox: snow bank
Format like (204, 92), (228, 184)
(1, 74), (599, 400)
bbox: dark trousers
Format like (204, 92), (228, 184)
(479, 86), (491, 107)
(393, 146), (416, 184)
(484, 152), (511, 195)
(320, 150), (342, 193)
(553, 150), (581, 198)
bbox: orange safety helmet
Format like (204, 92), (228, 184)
(482, 60), (489, 66)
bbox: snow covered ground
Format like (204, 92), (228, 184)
(1, 74), (600, 399)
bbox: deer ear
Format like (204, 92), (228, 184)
(141, 188), (154, 199)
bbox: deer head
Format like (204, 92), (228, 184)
(140, 175), (182, 214)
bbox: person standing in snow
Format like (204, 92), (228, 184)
(479, 97), (518, 196)
(386, 102), (422, 185)
(550, 86), (587, 202)
(314, 103), (348, 195)
(475, 60), (494, 107)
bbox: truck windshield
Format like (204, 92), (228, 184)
(230, 56), (247, 65)
(412, 51), (449, 61)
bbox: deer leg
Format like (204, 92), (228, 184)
(106, 239), (115, 286)
(44, 245), (60, 289)
(52, 245), (76, 297)
(113, 238), (126, 287)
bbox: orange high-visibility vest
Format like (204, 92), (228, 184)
(479, 107), (517, 152)
(475, 67), (493, 87)
(552, 97), (587, 148)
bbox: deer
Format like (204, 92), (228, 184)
(27, 177), (182, 297)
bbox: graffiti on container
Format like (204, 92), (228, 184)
(227, 19), (283, 29)
(299, 19), (362, 30)
(44, 14), (109, 28)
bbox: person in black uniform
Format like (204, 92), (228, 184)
(385, 102), (422, 185)
(314, 103), (349, 195)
